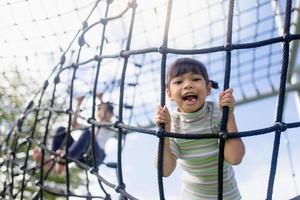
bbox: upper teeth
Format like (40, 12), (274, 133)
(183, 93), (195, 97)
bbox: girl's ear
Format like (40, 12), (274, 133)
(166, 88), (173, 101)
(206, 82), (212, 96)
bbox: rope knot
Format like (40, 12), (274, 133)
(87, 117), (95, 124)
(158, 46), (167, 54)
(283, 33), (291, 42)
(155, 128), (164, 139)
(120, 50), (129, 58)
(218, 131), (228, 140)
(25, 100), (34, 111)
(88, 167), (98, 174)
(82, 21), (88, 30)
(60, 54), (66, 65)
(100, 18), (108, 25)
(114, 121), (122, 129)
(54, 75), (60, 84)
(94, 55), (102, 62)
(274, 121), (287, 132)
(224, 42), (232, 51)
(71, 63), (79, 69)
(128, 0), (137, 9)
(78, 35), (86, 47)
(17, 118), (24, 132)
(66, 109), (73, 114)
(115, 183), (126, 193)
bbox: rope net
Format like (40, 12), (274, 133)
(0, 0), (300, 199)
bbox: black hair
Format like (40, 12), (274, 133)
(99, 101), (114, 114)
(166, 57), (218, 89)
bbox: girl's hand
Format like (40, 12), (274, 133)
(73, 96), (84, 128)
(71, 113), (80, 129)
(154, 105), (171, 132)
(75, 95), (85, 111)
(219, 88), (235, 113)
(96, 92), (103, 103)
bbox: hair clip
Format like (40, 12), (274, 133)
(210, 80), (219, 89)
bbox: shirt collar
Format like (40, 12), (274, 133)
(173, 102), (208, 123)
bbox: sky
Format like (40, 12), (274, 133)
(1, 0), (300, 199)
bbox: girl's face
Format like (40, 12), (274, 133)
(96, 104), (112, 122)
(167, 72), (211, 113)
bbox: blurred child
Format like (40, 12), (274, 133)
(33, 94), (115, 174)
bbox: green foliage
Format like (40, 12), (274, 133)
(0, 68), (86, 200)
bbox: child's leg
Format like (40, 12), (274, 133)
(54, 149), (65, 174)
(52, 126), (75, 174)
(32, 147), (54, 173)
(32, 147), (42, 162)
(52, 126), (75, 152)
(68, 128), (90, 158)
(68, 128), (106, 167)
(33, 126), (71, 168)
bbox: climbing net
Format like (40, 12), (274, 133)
(1, 0), (300, 199)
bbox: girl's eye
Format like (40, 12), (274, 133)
(193, 78), (202, 81)
(174, 80), (182, 84)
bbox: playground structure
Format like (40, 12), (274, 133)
(1, 0), (300, 199)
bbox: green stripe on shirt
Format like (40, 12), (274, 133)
(170, 101), (241, 200)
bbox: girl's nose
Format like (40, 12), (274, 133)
(183, 80), (193, 89)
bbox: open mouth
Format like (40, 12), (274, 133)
(182, 92), (198, 102)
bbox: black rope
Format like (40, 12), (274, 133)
(157, 0), (173, 199)
(117, 1), (137, 199)
(116, 120), (300, 139)
(64, 51), (82, 200)
(89, 0), (112, 197)
(266, 0), (293, 199)
(218, 0), (234, 198)
(36, 68), (60, 200)
(20, 80), (48, 200)
(84, 34), (300, 57)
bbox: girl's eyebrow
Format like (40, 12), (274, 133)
(171, 76), (180, 80)
(172, 77), (181, 81)
(192, 74), (202, 76)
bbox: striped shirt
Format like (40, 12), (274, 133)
(170, 101), (241, 200)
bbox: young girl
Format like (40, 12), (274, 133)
(154, 57), (245, 200)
